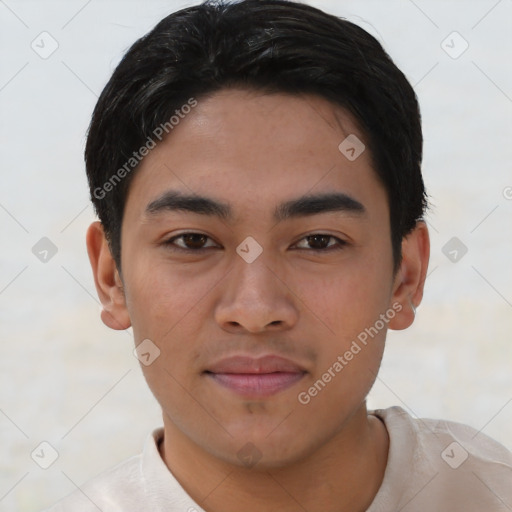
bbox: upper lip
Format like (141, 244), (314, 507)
(205, 355), (307, 374)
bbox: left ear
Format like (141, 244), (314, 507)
(388, 221), (430, 330)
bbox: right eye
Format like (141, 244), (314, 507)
(162, 232), (220, 252)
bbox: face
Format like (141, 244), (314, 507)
(91, 88), (424, 468)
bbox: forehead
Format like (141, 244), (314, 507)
(124, 88), (386, 222)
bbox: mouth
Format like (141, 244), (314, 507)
(204, 355), (307, 398)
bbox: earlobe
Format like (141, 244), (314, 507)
(388, 221), (430, 331)
(86, 221), (131, 331)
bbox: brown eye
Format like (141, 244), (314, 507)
(164, 233), (218, 251)
(294, 234), (346, 252)
(181, 233), (208, 249)
(306, 234), (332, 250)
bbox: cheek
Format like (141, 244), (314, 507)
(125, 261), (210, 392)
(294, 264), (390, 409)
(293, 256), (392, 339)
(124, 257), (215, 341)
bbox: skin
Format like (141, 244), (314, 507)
(87, 88), (429, 512)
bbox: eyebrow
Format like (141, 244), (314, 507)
(145, 190), (366, 222)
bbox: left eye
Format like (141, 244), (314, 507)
(293, 234), (346, 251)
(163, 233), (346, 252)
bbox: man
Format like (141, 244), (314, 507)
(44, 0), (512, 510)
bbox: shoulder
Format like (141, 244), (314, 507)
(41, 453), (144, 511)
(378, 405), (512, 466)
(41, 427), (206, 512)
(370, 406), (512, 510)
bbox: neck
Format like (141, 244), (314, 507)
(159, 403), (389, 512)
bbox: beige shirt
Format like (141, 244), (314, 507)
(43, 406), (512, 511)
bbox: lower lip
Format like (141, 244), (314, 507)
(206, 372), (305, 398)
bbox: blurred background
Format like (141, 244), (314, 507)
(0, 0), (511, 510)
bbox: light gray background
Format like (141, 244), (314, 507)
(0, 0), (511, 510)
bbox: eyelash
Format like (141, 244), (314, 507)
(162, 232), (347, 253)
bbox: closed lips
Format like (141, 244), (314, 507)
(204, 355), (307, 398)
(204, 355), (307, 375)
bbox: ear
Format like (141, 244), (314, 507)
(388, 221), (430, 330)
(86, 221), (131, 330)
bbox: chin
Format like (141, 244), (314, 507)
(208, 427), (318, 470)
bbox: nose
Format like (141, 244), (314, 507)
(214, 254), (299, 334)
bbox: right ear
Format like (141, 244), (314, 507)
(86, 221), (131, 330)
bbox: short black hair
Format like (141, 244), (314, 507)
(85, 0), (427, 273)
